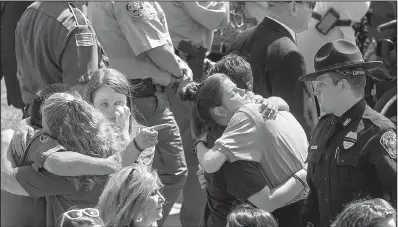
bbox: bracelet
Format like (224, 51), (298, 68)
(192, 140), (207, 156)
(133, 138), (144, 153)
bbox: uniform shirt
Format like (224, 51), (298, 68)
(213, 103), (309, 203)
(302, 99), (397, 227)
(87, 1), (173, 86)
(15, 2), (107, 105)
(201, 161), (267, 227)
(158, 1), (229, 51)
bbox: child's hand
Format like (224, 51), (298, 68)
(115, 106), (131, 133)
(134, 124), (172, 150)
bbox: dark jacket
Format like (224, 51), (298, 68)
(0, 1), (31, 109)
(302, 99), (397, 227)
(228, 17), (318, 137)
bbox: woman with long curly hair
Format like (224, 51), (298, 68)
(98, 164), (165, 227)
(28, 69), (166, 181)
(41, 92), (125, 191)
(1, 92), (125, 226)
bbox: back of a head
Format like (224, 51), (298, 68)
(56, 208), (104, 227)
(331, 199), (396, 227)
(41, 92), (124, 191)
(208, 54), (253, 91)
(227, 203), (279, 227)
(30, 84), (79, 128)
(98, 164), (162, 227)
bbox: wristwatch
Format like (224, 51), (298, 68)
(192, 140), (207, 156)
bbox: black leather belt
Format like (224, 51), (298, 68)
(128, 78), (165, 98)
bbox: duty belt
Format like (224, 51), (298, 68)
(129, 78), (165, 98)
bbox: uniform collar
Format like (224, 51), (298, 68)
(265, 16), (296, 42)
(338, 99), (367, 128)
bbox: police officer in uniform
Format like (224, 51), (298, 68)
(15, 1), (108, 116)
(87, 2), (190, 226)
(299, 39), (397, 227)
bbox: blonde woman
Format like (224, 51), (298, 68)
(99, 164), (165, 227)
(1, 93), (125, 226)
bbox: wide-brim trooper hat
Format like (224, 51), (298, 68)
(298, 39), (383, 81)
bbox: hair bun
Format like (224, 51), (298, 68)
(178, 82), (200, 102)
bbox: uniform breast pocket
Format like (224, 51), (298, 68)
(307, 149), (323, 188)
(307, 149), (322, 164)
(335, 148), (363, 189)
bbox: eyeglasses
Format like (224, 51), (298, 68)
(65, 208), (100, 219)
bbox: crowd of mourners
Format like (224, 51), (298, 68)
(0, 1), (396, 227)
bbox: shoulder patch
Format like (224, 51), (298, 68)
(75, 33), (94, 47)
(380, 131), (397, 159)
(126, 1), (145, 17)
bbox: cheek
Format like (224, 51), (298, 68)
(95, 104), (113, 116)
(146, 198), (159, 213)
(225, 99), (240, 112)
(320, 88), (338, 103)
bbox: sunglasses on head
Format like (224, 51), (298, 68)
(65, 208), (100, 219)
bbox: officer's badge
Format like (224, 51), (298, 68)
(343, 131), (357, 150)
(39, 135), (49, 143)
(380, 131), (397, 159)
(126, 1), (145, 17)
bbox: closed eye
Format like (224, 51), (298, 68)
(101, 102), (109, 108)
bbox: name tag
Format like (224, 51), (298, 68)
(311, 145), (318, 150)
